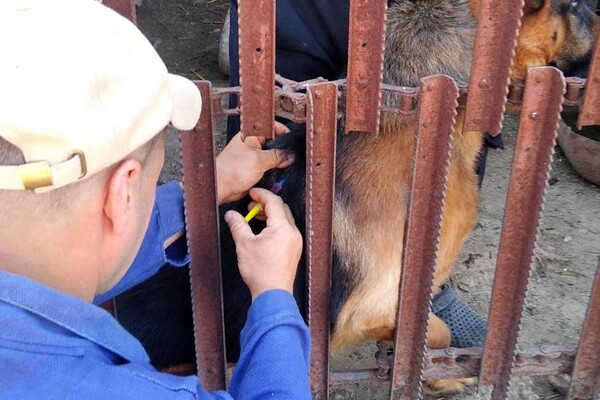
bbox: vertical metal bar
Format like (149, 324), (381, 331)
(578, 34), (600, 128)
(463, 0), (524, 136)
(237, 0), (275, 139)
(345, 0), (387, 135)
(567, 258), (600, 400)
(305, 83), (338, 400)
(390, 75), (459, 400)
(101, 0), (137, 24)
(479, 67), (565, 399)
(181, 81), (226, 391)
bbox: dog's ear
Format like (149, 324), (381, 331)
(524, 0), (546, 14)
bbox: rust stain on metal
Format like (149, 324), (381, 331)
(464, 0), (524, 136)
(345, 0), (387, 135)
(181, 81), (226, 390)
(389, 75), (459, 400)
(305, 83), (338, 400)
(567, 258), (600, 400)
(578, 35), (600, 129)
(102, 0), (137, 24)
(238, 0), (275, 139)
(479, 67), (565, 399)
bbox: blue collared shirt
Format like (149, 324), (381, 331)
(0, 182), (311, 399)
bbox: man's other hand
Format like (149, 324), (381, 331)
(224, 188), (302, 300)
(216, 122), (292, 204)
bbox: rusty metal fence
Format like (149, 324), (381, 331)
(103, 0), (600, 399)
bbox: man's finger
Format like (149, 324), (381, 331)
(224, 210), (254, 242)
(274, 121), (291, 137)
(249, 188), (288, 224)
(258, 148), (294, 170)
(283, 203), (296, 226)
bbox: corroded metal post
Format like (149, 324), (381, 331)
(305, 83), (338, 400)
(181, 81), (226, 391)
(479, 67), (565, 399)
(390, 75), (459, 400)
(237, 0), (275, 139)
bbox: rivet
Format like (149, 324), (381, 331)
(593, 76), (600, 84)
(253, 122), (263, 131)
(530, 111), (539, 120)
(314, 90), (322, 100)
(422, 119), (431, 128)
(535, 76), (543, 84)
(479, 79), (489, 89)
(253, 85), (263, 94)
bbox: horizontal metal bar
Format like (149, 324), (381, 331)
(210, 78), (587, 122)
(330, 345), (578, 385)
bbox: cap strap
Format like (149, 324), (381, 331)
(0, 152), (86, 192)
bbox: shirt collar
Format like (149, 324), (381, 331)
(0, 270), (149, 364)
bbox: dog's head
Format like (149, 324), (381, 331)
(513, 0), (598, 80)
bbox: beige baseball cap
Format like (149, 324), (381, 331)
(0, 0), (201, 192)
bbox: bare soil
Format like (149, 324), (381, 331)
(136, 1), (600, 398)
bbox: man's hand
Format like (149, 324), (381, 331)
(216, 122), (292, 205)
(224, 188), (302, 300)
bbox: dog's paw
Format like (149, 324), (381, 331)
(422, 377), (477, 397)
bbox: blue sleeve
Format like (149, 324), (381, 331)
(93, 181), (188, 305)
(229, 290), (311, 400)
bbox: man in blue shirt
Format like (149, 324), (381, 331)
(0, 0), (310, 399)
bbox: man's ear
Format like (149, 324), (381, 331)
(103, 159), (143, 235)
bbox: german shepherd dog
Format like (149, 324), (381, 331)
(116, 0), (597, 395)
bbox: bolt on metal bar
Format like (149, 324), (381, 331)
(464, 0), (524, 136)
(181, 81), (226, 391)
(578, 34), (600, 129)
(567, 258), (600, 400)
(237, 0), (275, 139)
(478, 67), (566, 400)
(305, 83), (338, 400)
(345, 0), (387, 135)
(390, 75), (459, 400)
(101, 0), (137, 24)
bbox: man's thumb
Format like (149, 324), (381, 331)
(224, 210), (252, 240)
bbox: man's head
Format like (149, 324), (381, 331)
(0, 0), (201, 300)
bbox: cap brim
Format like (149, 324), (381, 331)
(168, 74), (202, 131)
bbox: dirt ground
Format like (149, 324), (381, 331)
(135, 1), (600, 398)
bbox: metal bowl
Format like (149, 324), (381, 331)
(556, 119), (600, 187)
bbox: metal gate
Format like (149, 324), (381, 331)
(103, 1), (600, 399)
